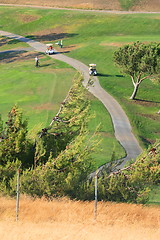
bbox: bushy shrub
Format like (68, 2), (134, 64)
(0, 159), (21, 196)
(90, 141), (160, 203)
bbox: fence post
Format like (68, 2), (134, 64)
(16, 166), (21, 221)
(94, 170), (98, 220)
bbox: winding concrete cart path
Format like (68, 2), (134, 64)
(0, 30), (142, 169)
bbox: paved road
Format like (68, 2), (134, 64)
(0, 30), (142, 170)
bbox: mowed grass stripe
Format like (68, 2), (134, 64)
(0, 51), (75, 131)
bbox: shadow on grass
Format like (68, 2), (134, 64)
(135, 98), (160, 104)
(25, 33), (78, 42)
(139, 136), (153, 148)
(56, 50), (70, 54)
(0, 37), (20, 46)
(8, 39), (21, 45)
(0, 50), (26, 62)
(0, 50), (42, 63)
(97, 73), (125, 78)
(0, 37), (8, 46)
(115, 74), (125, 77)
(40, 63), (53, 67)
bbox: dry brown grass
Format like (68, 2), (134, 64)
(0, 0), (121, 10)
(0, 196), (160, 240)
(132, 0), (160, 12)
(1, 0), (160, 11)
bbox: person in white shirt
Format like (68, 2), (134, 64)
(35, 56), (39, 67)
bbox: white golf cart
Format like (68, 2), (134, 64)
(45, 44), (55, 55)
(89, 63), (97, 76)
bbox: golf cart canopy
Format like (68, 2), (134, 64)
(46, 44), (53, 47)
(89, 64), (96, 69)
(89, 63), (97, 76)
(46, 43), (55, 55)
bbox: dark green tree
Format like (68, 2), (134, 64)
(114, 42), (160, 99)
(0, 105), (33, 168)
(21, 74), (99, 199)
(21, 127), (98, 199)
(34, 74), (91, 167)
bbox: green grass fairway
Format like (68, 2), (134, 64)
(148, 186), (160, 205)
(63, 12), (160, 148)
(0, 49), (75, 132)
(0, 35), (125, 165)
(89, 96), (125, 167)
(0, 6), (159, 165)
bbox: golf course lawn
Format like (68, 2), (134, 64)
(0, 48), (75, 132)
(0, 6), (159, 164)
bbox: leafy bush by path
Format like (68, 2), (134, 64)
(119, 0), (141, 10)
(0, 160), (21, 196)
(94, 141), (160, 203)
(3, 140), (159, 203)
(0, 104), (159, 203)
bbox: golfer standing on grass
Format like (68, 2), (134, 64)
(35, 56), (39, 67)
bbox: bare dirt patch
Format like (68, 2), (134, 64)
(100, 42), (125, 47)
(33, 27), (80, 51)
(0, 0), (121, 10)
(134, 99), (159, 107)
(29, 26), (78, 43)
(17, 13), (39, 23)
(139, 113), (160, 121)
(34, 26), (65, 41)
(58, 44), (79, 53)
(32, 102), (54, 110)
(100, 40), (154, 48)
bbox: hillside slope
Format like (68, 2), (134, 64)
(1, 0), (160, 11)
